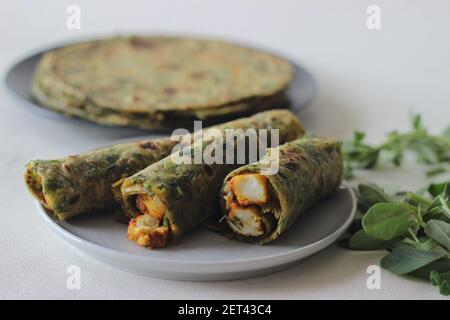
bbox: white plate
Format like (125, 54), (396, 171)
(37, 184), (356, 281)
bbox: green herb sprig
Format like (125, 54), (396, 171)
(343, 115), (450, 179)
(342, 182), (450, 296)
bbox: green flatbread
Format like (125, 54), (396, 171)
(32, 36), (294, 129)
(113, 112), (305, 247)
(219, 138), (344, 244)
(24, 110), (304, 220)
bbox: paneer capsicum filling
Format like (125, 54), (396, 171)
(224, 173), (277, 238)
(127, 194), (171, 248)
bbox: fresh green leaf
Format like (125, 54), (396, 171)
(409, 258), (450, 279)
(403, 192), (432, 210)
(357, 184), (392, 212)
(430, 270), (442, 286)
(430, 270), (450, 284)
(341, 115), (450, 295)
(438, 271), (450, 280)
(424, 220), (450, 251)
(426, 167), (447, 177)
(380, 246), (445, 275)
(342, 132), (380, 170)
(441, 183), (450, 199)
(430, 271), (450, 296)
(427, 196), (450, 220)
(348, 229), (391, 251)
(407, 143), (440, 164)
(439, 282), (450, 296)
(413, 237), (439, 251)
(343, 114), (450, 179)
(427, 184), (450, 220)
(363, 203), (418, 240)
(428, 182), (448, 198)
(412, 114), (423, 131)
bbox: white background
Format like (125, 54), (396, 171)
(1, 0), (449, 299)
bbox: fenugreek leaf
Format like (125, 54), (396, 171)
(343, 114), (450, 178)
(380, 246), (445, 275)
(357, 183), (392, 212)
(424, 220), (450, 251)
(362, 203), (418, 241)
(428, 182), (448, 197)
(348, 229), (391, 250)
(430, 271), (450, 296)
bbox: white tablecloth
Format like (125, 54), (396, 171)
(1, 0), (448, 299)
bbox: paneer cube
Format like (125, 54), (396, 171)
(227, 204), (264, 237)
(136, 194), (166, 221)
(128, 214), (169, 248)
(230, 174), (269, 206)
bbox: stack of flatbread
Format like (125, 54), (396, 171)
(32, 36), (294, 129)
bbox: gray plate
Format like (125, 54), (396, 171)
(38, 184), (355, 281)
(4, 43), (316, 130)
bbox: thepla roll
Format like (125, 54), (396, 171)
(220, 138), (343, 243)
(24, 110), (304, 220)
(112, 115), (305, 248)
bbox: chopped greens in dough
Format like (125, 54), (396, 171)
(24, 110), (304, 220)
(32, 36), (294, 129)
(220, 138), (343, 243)
(114, 111), (305, 248)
